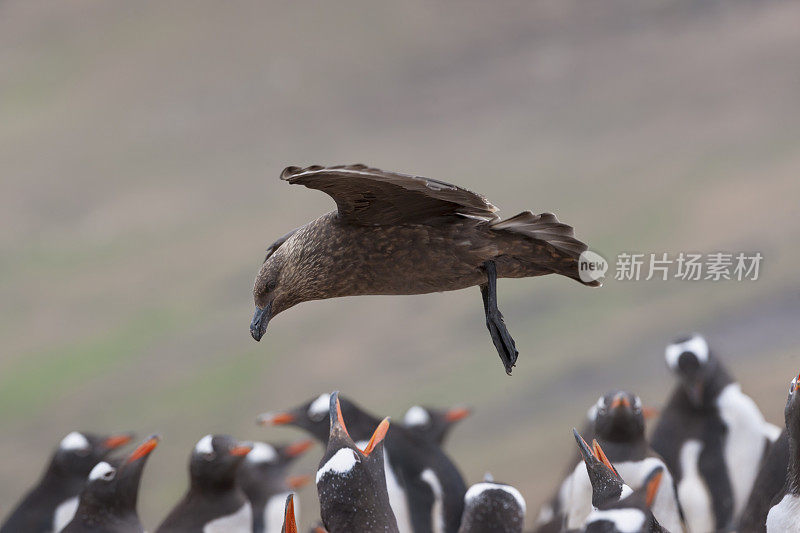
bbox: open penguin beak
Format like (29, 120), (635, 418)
(250, 303), (271, 341)
(573, 428), (596, 464)
(329, 391), (351, 442)
(573, 428), (621, 484)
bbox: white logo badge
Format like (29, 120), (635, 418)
(578, 250), (608, 284)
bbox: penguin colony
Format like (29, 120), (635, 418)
(3, 334), (799, 533)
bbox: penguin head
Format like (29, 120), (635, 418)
(281, 493), (298, 533)
(257, 393), (371, 443)
(573, 429), (631, 508)
(239, 440), (314, 496)
(53, 431), (134, 478)
(665, 334), (715, 406)
(189, 434), (253, 489)
(403, 405), (471, 445)
(244, 440), (314, 469)
(80, 435), (159, 513)
(584, 465), (664, 533)
(593, 391), (645, 442)
(315, 392), (390, 514)
(461, 480), (526, 532)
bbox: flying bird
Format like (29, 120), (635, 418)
(251, 165), (599, 374)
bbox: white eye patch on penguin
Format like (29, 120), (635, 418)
(88, 462), (116, 482)
(308, 394), (331, 422)
(60, 432), (91, 455)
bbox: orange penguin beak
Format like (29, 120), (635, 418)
(258, 412), (296, 426)
(645, 469), (664, 508)
(444, 407), (472, 422)
(610, 393), (631, 410)
(103, 433), (134, 450)
(592, 439), (621, 479)
(127, 435), (160, 463)
(283, 494), (298, 533)
(642, 406), (659, 420)
(287, 474), (312, 490)
(361, 418), (390, 456)
(284, 439), (314, 457)
(230, 442), (254, 457)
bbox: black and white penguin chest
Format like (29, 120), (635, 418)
(584, 508), (663, 533)
(254, 491), (294, 533)
(740, 430), (790, 533)
(655, 383), (779, 531)
(204, 502), (253, 533)
(0, 490), (81, 533)
(52, 496), (81, 532)
(1, 431), (125, 533)
(157, 495), (253, 533)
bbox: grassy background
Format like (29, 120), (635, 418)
(1, 0), (799, 528)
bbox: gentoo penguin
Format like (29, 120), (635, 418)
(573, 429), (632, 509)
(766, 374), (800, 532)
(651, 334), (780, 532)
(402, 405), (471, 447)
(0, 431), (133, 533)
(239, 440), (314, 533)
(563, 391), (682, 532)
(535, 401), (660, 533)
(155, 434), (254, 533)
(316, 391), (398, 532)
(575, 430), (667, 532)
(282, 494), (298, 533)
(60, 435), (159, 533)
(457, 477), (526, 533)
(535, 400), (604, 532)
(584, 466), (667, 533)
(740, 430), (789, 532)
(250, 164), (600, 374)
(259, 392), (467, 533)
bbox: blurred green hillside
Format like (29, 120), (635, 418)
(1, 0), (799, 528)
